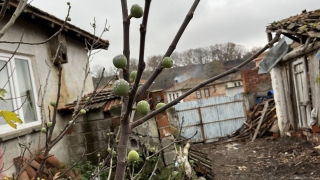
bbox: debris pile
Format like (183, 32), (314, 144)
(189, 147), (214, 179)
(229, 98), (277, 141)
(13, 152), (76, 180)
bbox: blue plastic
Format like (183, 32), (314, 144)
(267, 90), (274, 98)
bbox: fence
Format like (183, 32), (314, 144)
(175, 93), (249, 143)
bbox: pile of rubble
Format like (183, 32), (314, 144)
(229, 98), (277, 141)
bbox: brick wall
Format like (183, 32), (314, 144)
(241, 69), (272, 93)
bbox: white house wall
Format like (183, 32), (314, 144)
(226, 86), (244, 96)
(0, 15), (94, 176)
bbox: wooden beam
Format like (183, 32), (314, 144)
(307, 31), (320, 38)
(267, 32), (273, 42)
(252, 101), (269, 141)
(282, 41), (320, 61)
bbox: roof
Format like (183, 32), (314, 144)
(8, 1), (109, 49)
(266, 8), (320, 36)
(166, 78), (206, 92)
(59, 79), (147, 113)
(166, 72), (242, 92)
(58, 86), (121, 113)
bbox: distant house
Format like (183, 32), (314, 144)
(261, 8), (320, 139)
(164, 72), (243, 103)
(0, 2), (108, 177)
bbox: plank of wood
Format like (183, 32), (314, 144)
(252, 101), (269, 141)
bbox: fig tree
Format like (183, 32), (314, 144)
(130, 4), (143, 18)
(162, 57), (173, 68)
(112, 79), (130, 96)
(128, 150), (139, 162)
(136, 100), (150, 115)
(113, 54), (127, 69)
(130, 71), (137, 82)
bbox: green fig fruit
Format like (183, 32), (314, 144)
(47, 122), (52, 128)
(113, 54), (127, 69)
(128, 150), (139, 162)
(136, 100), (150, 115)
(41, 127), (47, 133)
(80, 109), (86, 114)
(50, 101), (56, 107)
(130, 71), (137, 82)
(156, 102), (166, 114)
(130, 4), (143, 18)
(112, 79), (130, 96)
(162, 57), (173, 68)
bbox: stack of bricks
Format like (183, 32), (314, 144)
(241, 69), (271, 93)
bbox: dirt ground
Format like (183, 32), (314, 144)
(194, 136), (320, 180)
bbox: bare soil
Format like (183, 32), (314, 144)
(193, 136), (320, 180)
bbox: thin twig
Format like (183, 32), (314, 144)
(0, 4), (71, 44)
(0, 30), (24, 71)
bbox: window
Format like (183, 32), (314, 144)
(169, 94), (172, 102)
(176, 93), (179, 98)
(0, 54), (40, 133)
(173, 93), (175, 100)
(196, 90), (201, 99)
(204, 88), (210, 97)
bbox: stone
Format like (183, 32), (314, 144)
(161, 136), (175, 152)
(163, 151), (176, 166)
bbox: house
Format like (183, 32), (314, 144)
(262, 8), (320, 139)
(0, 2), (108, 177)
(164, 72), (243, 103)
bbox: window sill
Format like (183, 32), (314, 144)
(0, 125), (42, 142)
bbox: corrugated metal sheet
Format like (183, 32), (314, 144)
(176, 94), (248, 143)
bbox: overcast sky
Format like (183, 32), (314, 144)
(32, 0), (319, 71)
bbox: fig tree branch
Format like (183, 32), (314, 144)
(121, 0), (130, 81)
(132, 31), (282, 128)
(123, 0), (151, 123)
(134, 0), (201, 102)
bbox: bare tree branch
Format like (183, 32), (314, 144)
(0, 30), (24, 71)
(0, 0), (10, 23)
(0, 0), (28, 38)
(0, 5), (71, 45)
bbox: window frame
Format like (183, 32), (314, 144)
(0, 53), (41, 134)
(196, 90), (201, 99)
(204, 88), (210, 97)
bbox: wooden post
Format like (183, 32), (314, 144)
(271, 65), (290, 136)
